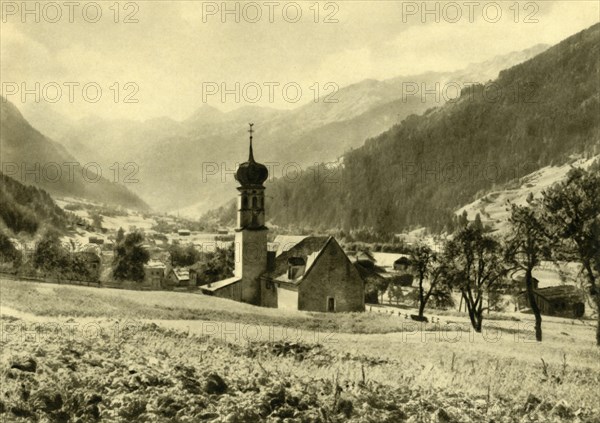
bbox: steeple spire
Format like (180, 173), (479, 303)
(248, 123), (255, 162)
(236, 123), (268, 187)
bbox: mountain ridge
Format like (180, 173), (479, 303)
(0, 98), (149, 211)
(245, 23), (599, 234)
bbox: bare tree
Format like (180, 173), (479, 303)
(410, 244), (444, 320)
(444, 224), (507, 332)
(506, 202), (551, 342)
(542, 165), (600, 345)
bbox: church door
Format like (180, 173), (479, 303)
(327, 297), (335, 312)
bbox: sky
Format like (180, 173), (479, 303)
(1, 0), (599, 121)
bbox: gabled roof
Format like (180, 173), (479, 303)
(534, 285), (583, 302)
(354, 260), (386, 281)
(171, 268), (190, 281)
(371, 252), (410, 268)
(273, 236), (361, 287)
(273, 240), (329, 285)
(145, 259), (166, 269)
(272, 235), (310, 256)
(301, 237), (335, 280)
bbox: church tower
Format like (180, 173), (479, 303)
(234, 123), (268, 305)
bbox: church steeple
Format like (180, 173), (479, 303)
(248, 123), (255, 162)
(235, 123), (268, 187)
(234, 123), (268, 305)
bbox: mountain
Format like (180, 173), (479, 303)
(25, 45), (549, 215)
(251, 23), (600, 234)
(0, 99), (148, 210)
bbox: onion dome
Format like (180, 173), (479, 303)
(235, 123), (268, 186)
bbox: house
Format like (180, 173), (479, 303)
(518, 285), (585, 318)
(200, 125), (365, 312)
(393, 256), (411, 272)
(357, 252), (412, 274)
(88, 236), (104, 245)
(167, 268), (190, 287)
(143, 260), (166, 288)
(352, 256), (388, 304)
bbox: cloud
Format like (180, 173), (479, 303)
(1, 1), (598, 120)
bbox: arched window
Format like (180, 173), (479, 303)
(242, 196), (248, 209)
(252, 196), (258, 208)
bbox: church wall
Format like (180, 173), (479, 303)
(298, 240), (365, 313)
(260, 278), (278, 308)
(277, 285), (299, 311)
(235, 229), (267, 305)
(213, 281), (243, 301)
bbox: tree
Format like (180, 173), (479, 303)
(116, 227), (125, 243)
(33, 230), (70, 281)
(542, 165), (600, 345)
(90, 212), (103, 230)
(387, 278), (404, 305)
(112, 230), (150, 282)
(169, 243), (201, 267)
(409, 244), (445, 320)
(0, 231), (22, 268)
(374, 277), (390, 304)
(192, 245), (235, 286)
(444, 223), (507, 332)
(506, 202), (551, 341)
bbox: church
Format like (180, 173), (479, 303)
(200, 124), (365, 313)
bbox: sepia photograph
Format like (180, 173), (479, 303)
(0, 1), (599, 421)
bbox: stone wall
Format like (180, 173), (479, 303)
(298, 239), (364, 312)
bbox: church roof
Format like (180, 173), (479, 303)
(272, 235), (311, 256)
(200, 277), (241, 292)
(269, 237), (356, 286)
(235, 123), (268, 187)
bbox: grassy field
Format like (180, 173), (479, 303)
(1, 278), (599, 422)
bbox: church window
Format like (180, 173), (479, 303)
(252, 196), (258, 208)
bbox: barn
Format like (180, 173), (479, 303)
(518, 285), (585, 318)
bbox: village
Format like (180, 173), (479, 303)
(1, 128), (589, 323)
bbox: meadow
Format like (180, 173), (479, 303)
(1, 278), (599, 422)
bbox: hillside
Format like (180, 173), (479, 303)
(1, 278), (599, 421)
(0, 172), (70, 235)
(255, 23), (600, 234)
(456, 155), (600, 234)
(0, 100), (148, 210)
(22, 46), (548, 214)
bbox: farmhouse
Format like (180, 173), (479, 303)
(167, 267), (190, 287)
(143, 260), (166, 288)
(200, 125), (365, 312)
